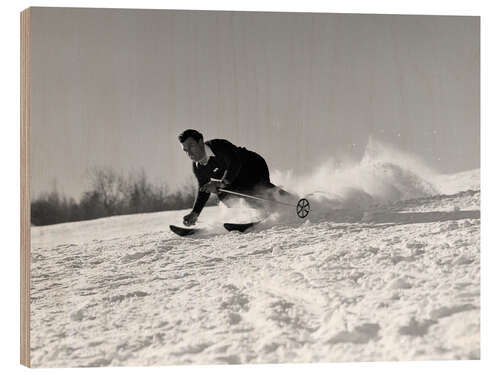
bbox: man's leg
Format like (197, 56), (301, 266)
(227, 152), (294, 205)
(227, 151), (273, 193)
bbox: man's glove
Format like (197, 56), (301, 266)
(183, 211), (199, 226)
(200, 180), (225, 194)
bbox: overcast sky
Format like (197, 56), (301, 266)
(29, 7), (479, 199)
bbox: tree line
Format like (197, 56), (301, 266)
(31, 168), (212, 226)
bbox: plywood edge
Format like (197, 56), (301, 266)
(20, 7), (31, 368)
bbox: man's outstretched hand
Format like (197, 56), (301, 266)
(183, 211), (199, 226)
(200, 180), (224, 194)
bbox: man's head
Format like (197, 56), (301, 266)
(178, 129), (206, 162)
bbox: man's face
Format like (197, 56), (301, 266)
(181, 137), (205, 162)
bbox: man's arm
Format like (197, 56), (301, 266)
(191, 164), (210, 215)
(210, 139), (244, 186)
(192, 189), (210, 214)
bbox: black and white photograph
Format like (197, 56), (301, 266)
(22, 6), (479, 368)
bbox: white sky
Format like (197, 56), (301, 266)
(29, 8), (479, 199)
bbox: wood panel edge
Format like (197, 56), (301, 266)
(20, 7), (31, 368)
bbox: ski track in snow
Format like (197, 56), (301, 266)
(30, 183), (480, 366)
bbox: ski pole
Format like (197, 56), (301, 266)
(218, 188), (293, 206)
(210, 181), (310, 218)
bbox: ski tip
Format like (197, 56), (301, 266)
(170, 225), (198, 237)
(223, 222), (258, 233)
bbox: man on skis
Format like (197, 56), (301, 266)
(178, 129), (288, 226)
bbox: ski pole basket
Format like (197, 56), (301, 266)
(296, 198), (310, 218)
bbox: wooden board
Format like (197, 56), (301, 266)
(20, 7), (31, 368)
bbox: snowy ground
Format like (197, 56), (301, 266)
(30, 169), (480, 367)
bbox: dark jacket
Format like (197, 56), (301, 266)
(191, 139), (251, 213)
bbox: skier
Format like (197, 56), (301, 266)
(178, 129), (288, 226)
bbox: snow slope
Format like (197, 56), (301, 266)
(30, 169), (480, 367)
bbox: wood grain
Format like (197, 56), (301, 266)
(20, 7), (31, 368)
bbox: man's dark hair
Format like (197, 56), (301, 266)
(178, 129), (204, 143)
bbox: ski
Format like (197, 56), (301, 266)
(169, 225), (199, 237)
(170, 222), (259, 237)
(223, 222), (259, 233)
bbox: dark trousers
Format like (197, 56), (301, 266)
(217, 152), (277, 203)
(217, 152), (294, 209)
